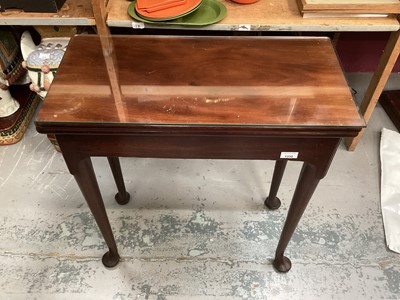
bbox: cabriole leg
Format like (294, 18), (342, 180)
(265, 160), (288, 210)
(273, 162), (320, 273)
(107, 156), (130, 205)
(64, 154), (120, 268)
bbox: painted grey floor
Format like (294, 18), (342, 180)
(1, 73), (400, 299)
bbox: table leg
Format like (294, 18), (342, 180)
(107, 157), (130, 205)
(265, 160), (288, 210)
(63, 154), (120, 267)
(345, 30), (400, 151)
(273, 162), (320, 273)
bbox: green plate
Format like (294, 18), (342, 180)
(128, 0), (227, 26)
(135, 0), (204, 22)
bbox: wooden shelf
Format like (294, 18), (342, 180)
(0, 0), (95, 26)
(107, 0), (400, 31)
(1, 0), (398, 31)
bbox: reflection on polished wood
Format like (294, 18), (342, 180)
(35, 35), (364, 272)
(91, 0), (126, 122)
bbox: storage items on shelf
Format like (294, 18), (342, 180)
(297, 0), (400, 18)
(128, 0), (227, 25)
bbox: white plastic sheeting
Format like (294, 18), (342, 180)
(380, 128), (400, 254)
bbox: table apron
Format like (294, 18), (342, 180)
(56, 134), (342, 178)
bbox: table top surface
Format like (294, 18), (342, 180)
(107, 0), (400, 31)
(36, 35), (364, 133)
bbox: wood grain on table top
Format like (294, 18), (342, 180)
(37, 35), (364, 129)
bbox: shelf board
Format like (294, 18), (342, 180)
(107, 0), (399, 31)
(0, 0), (95, 26)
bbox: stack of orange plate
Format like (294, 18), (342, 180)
(135, 0), (203, 21)
(231, 0), (258, 3)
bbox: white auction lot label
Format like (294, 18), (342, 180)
(132, 22), (145, 29)
(280, 152), (299, 159)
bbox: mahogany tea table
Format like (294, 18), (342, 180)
(35, 35), (364, 272)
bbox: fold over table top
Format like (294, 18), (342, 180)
(36, 35), (364, 136)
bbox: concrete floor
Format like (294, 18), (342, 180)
(0, 73), (399, 299)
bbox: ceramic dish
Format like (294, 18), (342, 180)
(128, 0), (227, 26)
(135, 0), (202, 20)
(230, 0), (259, 4)
(137, 0), (186, 10)
(136, 1), (203, 22)
(138, 0), (187, 13)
